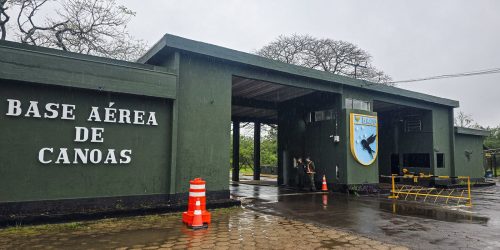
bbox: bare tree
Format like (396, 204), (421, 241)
(1, 0), (146, 61)
(0, 0), (9, 40)
(454, 110), (477, 128)
(256, 34), (393, 85)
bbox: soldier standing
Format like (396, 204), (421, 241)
(305, 157), (316, 191)
(295, 158), (306, 189)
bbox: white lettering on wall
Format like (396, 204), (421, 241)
(6, 99), (76, 120)
(38, 148), (53, 164)
(104, 149), (118, 164)
(88, 106), (101, 122)
(133, 110), (145, 125)
(74, 127), (89, 142)
(6, 99), (22, 116)
(38, 148), (132, 165)
(55, 148), (70, 164)
(120, 149), (132, 164)
(61, 104), (76, 120)
(104, 102), (117, 123)
(91, 128), (104, 143)
(44, 103), (59, 118)
(5, 99), (157, 166)
(147, 112), (158, 126)
(25, 101), (42, 118)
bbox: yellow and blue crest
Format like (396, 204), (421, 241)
(350, 113), (378, 166)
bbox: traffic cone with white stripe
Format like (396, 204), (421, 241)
(322, 175), (328, 191)
(190, 198), (207, 230)
(183, 178), (211, 226)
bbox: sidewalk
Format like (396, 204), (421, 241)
(0, 207), (408, 250)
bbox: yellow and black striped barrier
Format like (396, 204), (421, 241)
(384, 175), (472, 207)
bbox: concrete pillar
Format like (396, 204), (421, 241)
(253, 122), (261, 180)
(277, 117), (284, 185)
(232, 121), (240, 182)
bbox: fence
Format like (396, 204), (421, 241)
(385, 174), (472, 207)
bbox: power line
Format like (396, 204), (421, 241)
(388, 67), (500, 84)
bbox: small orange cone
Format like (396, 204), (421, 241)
(322, 175), (328, 191)
(190, 198), (207, 230)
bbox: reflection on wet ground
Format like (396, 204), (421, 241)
(0, 207), (407, 249)
(1, 178), (498, 249)
(230, 181), (500, 249)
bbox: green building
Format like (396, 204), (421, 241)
(0, 34), (488, 219)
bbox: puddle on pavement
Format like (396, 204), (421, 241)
(1, 207), (409, 249)
(378, 201), (489, 225)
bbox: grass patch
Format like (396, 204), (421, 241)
(230, 167), (254, 176)
(0, 221), (86, 236)
(0, 207), (242, 237)
(211, 206), (242, 215)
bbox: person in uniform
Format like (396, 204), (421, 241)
(305, 157), (316, 191)
(295, 158), (306, 189)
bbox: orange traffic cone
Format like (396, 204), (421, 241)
(183, 178), (211, 226)
(190, 198), (207, 230)
(322, 175), (328, 191)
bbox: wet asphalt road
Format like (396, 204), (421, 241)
(230, 179), (500, 250)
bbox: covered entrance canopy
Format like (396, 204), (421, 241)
(231, 76), (314, 123)
(230, 76), (316, 182)
(373, 100), (433, 178)
(137, 34), (472, 191)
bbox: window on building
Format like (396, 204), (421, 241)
(404, 116), (422, 132)
(315, 110), (325, 122)
(345, 98), (371, 111)
(403, 153), (431, 168)
(307, 109), (335, 123)
(436, 153), (445, 168)
(306, 112), (313, 123)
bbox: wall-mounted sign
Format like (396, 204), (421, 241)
(4, 99), (159, 165)
(350, 113), (378, 166)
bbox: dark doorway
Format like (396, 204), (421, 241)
(391, 154), (400, 175)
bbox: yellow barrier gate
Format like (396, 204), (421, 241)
(386, 175), (472, 207)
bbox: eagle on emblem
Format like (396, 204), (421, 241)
(361, 134), (376, 158)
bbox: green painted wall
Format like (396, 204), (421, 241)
(1, 36), (487, 208)
(0, 40), (177, 99)
(173, 54), (232, 193)
(377, 110), (434, 176)
(344, 109), (379, 185)
(454, 134), (485, 178)
(278, 93), (345, 185)
(432, 107), (454, 176)
(0, 81), (172, 202)
(278, 106), (307, 186)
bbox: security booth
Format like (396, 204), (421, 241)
(454, 127), (490, 178)
(0, 34), (489, 221)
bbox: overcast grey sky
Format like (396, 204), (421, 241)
(122, 0), (500, 127)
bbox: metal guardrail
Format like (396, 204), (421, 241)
(385, 174), (472, 207)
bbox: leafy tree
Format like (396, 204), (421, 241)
(261, 125), (277, 166)
(256, 34), (393, 85)
(0, 0), (146, 61)
(238, 135), (254, 169)
(484, 126), (500, 149)
(230, 124), (278, 171)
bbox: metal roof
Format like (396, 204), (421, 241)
(455, 127), (490, 137)
(0, 40), (177, 99)
(139, 34), (460, 108)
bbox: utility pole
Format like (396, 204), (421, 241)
(346, 62), (367, 79)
